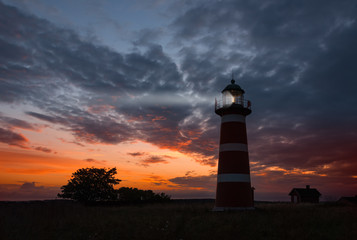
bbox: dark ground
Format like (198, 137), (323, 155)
(0, 200), (356, 240)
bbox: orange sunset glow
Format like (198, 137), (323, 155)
(1, 1), (357, 202)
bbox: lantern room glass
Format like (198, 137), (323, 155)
(222, 90), (244, 106)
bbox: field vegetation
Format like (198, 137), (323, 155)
(1, 200), (356, 240)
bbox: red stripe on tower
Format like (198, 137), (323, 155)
(214, 78), (254, 211)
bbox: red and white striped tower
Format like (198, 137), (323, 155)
(214, 78), (254, 211)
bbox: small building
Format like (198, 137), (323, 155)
(289, 185), (321, 203)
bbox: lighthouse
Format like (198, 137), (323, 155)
(214, 78), (254, 210)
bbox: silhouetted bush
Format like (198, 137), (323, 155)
(58, 167), (121, 202)
(118, 187), (171, 203)
(58, 167), (170, 204)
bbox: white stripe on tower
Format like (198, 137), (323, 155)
(219, 143), (248, 152)
(217, 174), (251, 183)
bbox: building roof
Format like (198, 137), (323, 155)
(221, 79), (245, 94)
(289, 188), (321, 197)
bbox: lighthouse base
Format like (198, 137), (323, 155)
(212, 206), (255, 212)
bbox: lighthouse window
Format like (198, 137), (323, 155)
(223, 92), (233, 106)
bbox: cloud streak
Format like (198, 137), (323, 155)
(0, 127), (28, 148)
(140, 155), (173, 167)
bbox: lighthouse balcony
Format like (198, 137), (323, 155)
(215, 98), (252, 116)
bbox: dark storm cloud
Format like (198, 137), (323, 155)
(132, 28), (165, 47)
(27, 110), (136, 144)
(170, 0), (357, 176)
(0, 1), (183, 100)
(26, 112), (66, 124)
(0, 115), (36, 130)
(0, 127), (28, 147)
(0, 2), (216, 163)
(71, 116), (136, 144)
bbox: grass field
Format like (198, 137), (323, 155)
(1, 200), (356, 240)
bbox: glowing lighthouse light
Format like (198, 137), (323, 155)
(214, 78), (254, 211)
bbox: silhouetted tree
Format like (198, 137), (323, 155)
(58, 167), (121, 202)
(118, 187), (171, 203)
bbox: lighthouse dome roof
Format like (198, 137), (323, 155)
(222, 79), (245, 94)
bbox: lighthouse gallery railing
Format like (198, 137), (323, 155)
(215, 98), (252, 111)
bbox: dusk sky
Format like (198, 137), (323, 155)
(1, 0), (356, 201)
